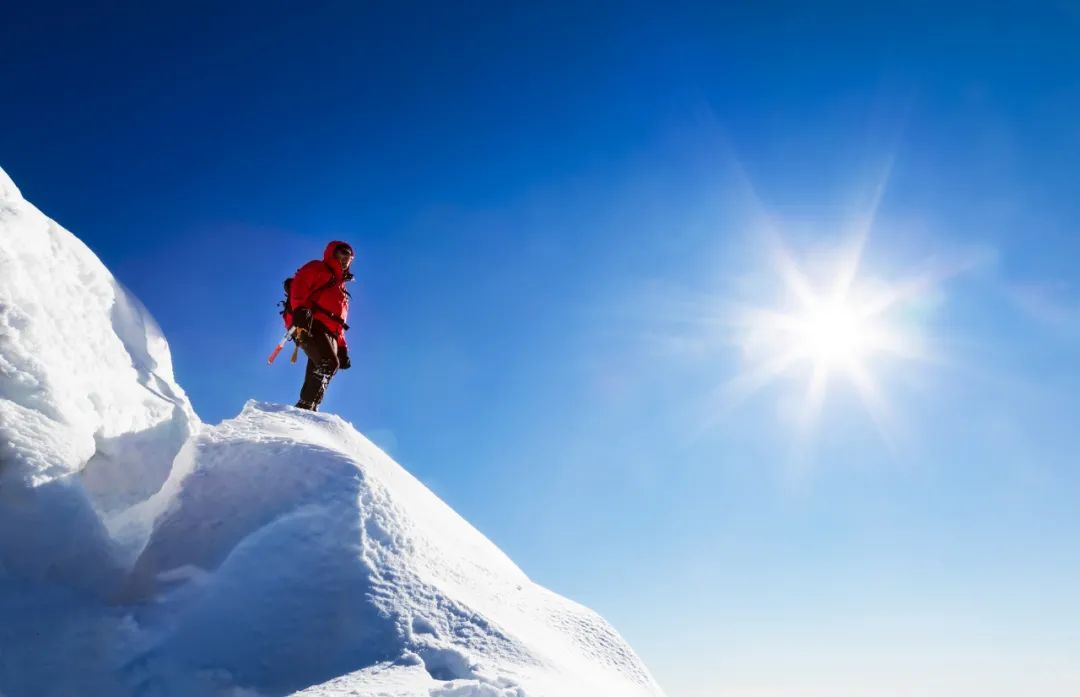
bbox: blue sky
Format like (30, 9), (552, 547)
(4, 3), (1080, 695)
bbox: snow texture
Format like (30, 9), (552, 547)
(0, 164), (665, 697)
(0, 165), (197, 594)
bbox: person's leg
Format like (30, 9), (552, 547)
(297, 324), (339, 409)
(296, 352), (323, 410)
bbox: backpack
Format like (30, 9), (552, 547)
(278, 265), (344, 328)
(278, 277), (296, 327)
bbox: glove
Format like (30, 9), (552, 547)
(338, 345), (351, 370)
(292, 306), (313, 330)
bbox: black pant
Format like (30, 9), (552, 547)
(298, 322), (339, 407)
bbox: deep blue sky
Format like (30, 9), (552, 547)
(5, 3), (1080, 695)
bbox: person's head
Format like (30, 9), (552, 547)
(333, 242), (354, 270)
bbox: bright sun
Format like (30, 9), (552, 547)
(728, 233), (932, 441)
(798, 298), (866, 366)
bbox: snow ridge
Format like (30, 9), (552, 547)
(0, 165), (197, 593)
(0, 165), (665, 697)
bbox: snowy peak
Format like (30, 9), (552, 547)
(0, 165), (195, 492)
(0, 165), (20, 201)
(0, 165), (664, 697)
(0, 164), (197, 593)
(127, 402), (663, 697)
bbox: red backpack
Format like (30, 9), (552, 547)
(278, 267), (339, 329)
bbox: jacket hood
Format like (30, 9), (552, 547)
(323, 240), (354, 279)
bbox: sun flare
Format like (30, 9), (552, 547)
(727, 235), (934, 442)
(797, 298), (867, 366)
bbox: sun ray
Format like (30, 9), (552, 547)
(721, 344), (808, 408)
(831, 155), (896, 305)
(695, 342), (811, 438)
(842, 358), (899, 451)
(799, 359), (830, 433)
(831, 228), (868, 305)
(721, 227), (936, 448)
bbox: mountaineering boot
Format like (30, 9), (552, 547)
(295, 400), (318, 411)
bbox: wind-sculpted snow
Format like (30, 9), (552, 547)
(0, 168), (195, 492)
(0, 165), (664, 697)
(125, 403), (663, 697)
(0, 165), (197, 592)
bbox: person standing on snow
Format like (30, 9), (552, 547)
(286, 240), (355, 411)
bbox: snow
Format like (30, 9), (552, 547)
(0, 165), (666, 697)
(0, 164), (197, 593)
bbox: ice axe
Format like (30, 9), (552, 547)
(290, 328), (307, 363)
(267, 327), (297, 364)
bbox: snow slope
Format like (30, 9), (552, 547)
(0, 165), (665, 697)
(0, 165), (197, 593)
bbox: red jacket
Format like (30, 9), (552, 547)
(288, 240), (352, 347)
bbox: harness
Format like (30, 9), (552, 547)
(305, 263), (351, 331)
(311, 302), (350, 331)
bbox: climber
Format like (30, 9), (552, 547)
(283, 240), (355, 411)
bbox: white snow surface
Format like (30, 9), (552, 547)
(0, 165), (665, 697)
(0, 165), (197, 591)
